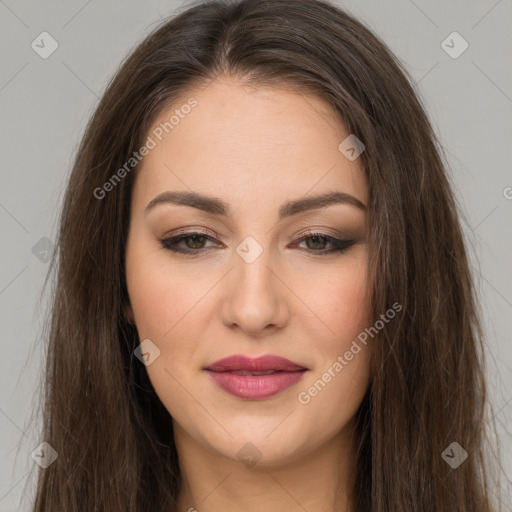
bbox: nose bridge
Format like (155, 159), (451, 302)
(221, 235), (288, 334)
(236, 245), (272, 290)
(234, 235), (278, 302)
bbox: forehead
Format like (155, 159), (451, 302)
(132, 77), (367, 211)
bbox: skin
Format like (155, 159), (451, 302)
(125, 76), (372, 512)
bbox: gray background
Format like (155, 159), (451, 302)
(1, 0), (511, 510)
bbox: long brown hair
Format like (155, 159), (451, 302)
(30, 0), (503, 510)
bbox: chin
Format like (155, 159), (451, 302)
(203, 424), (314, 469)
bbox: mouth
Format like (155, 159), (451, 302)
(204, 354), (308, 400)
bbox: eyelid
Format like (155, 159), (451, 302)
(163, 226), (221, 240)
(293, 226), (351, 240)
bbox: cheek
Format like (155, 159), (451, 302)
(125, 235), (216, 343)
(327, 271), (369, 332)
(294, 252), (370, 346)
(125, 247), (227, 386)
(127, 264), (200, 338)
(293, 256), (371, 418)
(125, 257), (212, 417)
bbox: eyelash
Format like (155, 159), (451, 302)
(160, 231), (355, 256)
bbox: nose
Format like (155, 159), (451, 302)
(220, 248), (290, 338)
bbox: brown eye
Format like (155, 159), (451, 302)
(303, 235), (330, 250)
(161, 232), (218, 254)
(294, 232), (355, 255)
(160, 231), (355, 256)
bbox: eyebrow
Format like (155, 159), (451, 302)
(145, 190), (366, 219)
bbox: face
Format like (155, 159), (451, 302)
(125, 76), (372, 468)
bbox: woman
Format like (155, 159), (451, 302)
(32, 0), (503, 510)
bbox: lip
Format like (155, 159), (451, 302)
(204, 355), (308, 400)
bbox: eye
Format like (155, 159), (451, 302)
(293, 232), (356, 255)
(160, 230), (356, 256)
(160, 232), (220, 254)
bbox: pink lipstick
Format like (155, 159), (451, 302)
(204, 354), (308, 400)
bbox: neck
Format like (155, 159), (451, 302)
(174, 418), (359, 512)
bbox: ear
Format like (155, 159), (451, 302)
(124, 303), (135, 324)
